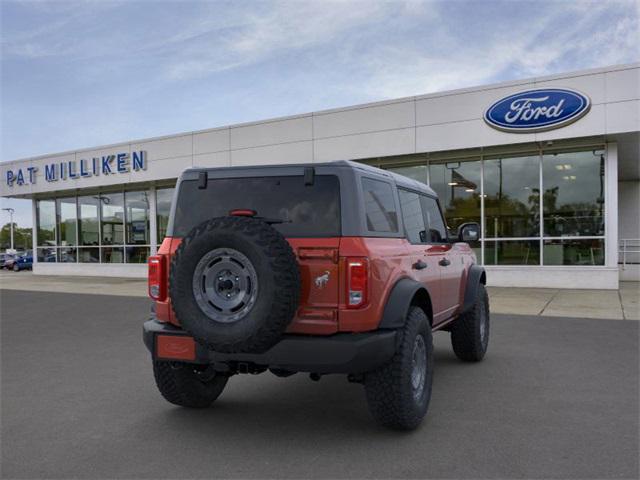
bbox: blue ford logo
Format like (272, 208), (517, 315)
(484, 88), (591, 133)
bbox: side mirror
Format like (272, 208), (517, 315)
(458, 222), (480, 243)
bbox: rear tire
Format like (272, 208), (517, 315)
(12, 264), (19, 272)
(450, 283), (489, 362)
(364, 307), (433, 430)
(152, 361), (228, 408)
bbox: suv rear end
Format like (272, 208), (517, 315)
(149, 162), (383, 337)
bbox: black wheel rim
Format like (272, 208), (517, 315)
(411, 334), (427, 401)
(192, 247), (259, 323)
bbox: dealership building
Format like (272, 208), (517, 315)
(1, 63), (638, 289)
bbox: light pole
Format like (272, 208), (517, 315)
(2, 207), (15, 251)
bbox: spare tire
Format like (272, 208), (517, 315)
(169, 216), (300, 353)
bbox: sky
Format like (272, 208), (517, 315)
(1, 0), (639, 227)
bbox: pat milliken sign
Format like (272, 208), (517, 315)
(484, 88), (591, 133)
(5, 150), (147, 187)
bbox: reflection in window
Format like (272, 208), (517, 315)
(399, 189), (427, 243)
(543, 239), (604, 265)
(37, 200), (56, 246)
(484, 240), (540, 265)
(56, 197), (77, 246)
(484, 156), (540, 238)
(78, 196), (100, 246)
(78, 247), (100, 263)
(389, 165), (428, 185)
(126, 246), (150, 263)
(102, 246), (124, 263)
(429, 160), (481, 232)
(100, 193), (124, 245)
(543, 151), (605, 237)
(58, 247), (77, 263)
(37, 247), (56, 262)
(125, 191), (150, 245)
(361, 178), (398, 233)
(156, 187), (175, 242)
(420, 196), (448, 243)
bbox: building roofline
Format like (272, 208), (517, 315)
(3, 62), (639, 165)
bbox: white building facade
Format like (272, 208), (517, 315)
(1, 63), (639, 289)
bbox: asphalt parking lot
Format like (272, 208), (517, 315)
(1, 289), (638, 479)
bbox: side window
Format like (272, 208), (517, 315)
(399, 189), (427, 243)
(361, 177), (398, 233)
(421, 196), (448, 243)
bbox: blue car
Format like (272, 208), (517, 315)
(13, 253), (33, 271)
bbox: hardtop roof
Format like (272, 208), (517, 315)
(185, 160), (437, 197)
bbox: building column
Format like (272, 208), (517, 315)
(149, 186), (157, 255)
(605, 142), (619, 272)
(31, 198), (37, 267)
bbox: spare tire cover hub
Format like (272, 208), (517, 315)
(192, 247), (259, 323)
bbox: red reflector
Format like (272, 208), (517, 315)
(229, 209), (257, 217)
(156, 335), (196, 361)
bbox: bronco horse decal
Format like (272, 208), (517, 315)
(314, 271), (330, 288)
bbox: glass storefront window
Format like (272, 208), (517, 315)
(126, 246), (150, 263)
(78, 247), (100, 263)
(78, 196), (100, 246)
(37, 246), (57, 262)
(58, 247), (77, 263)
(389, 165), (428, 185)
(484, 240), (540, 266)
(156, 187), (174, 242)
(484, 155), (540, 238)
(429, 160), (481, 232)
(37, 200), (56, 246)
(125, 191), (150, 245)
(543, 239), (604, 265)
(56, 197), (77, 246)
(542, 150), (605, 237)
(100, 193), (124, 246)
(101, 246), (124, 263)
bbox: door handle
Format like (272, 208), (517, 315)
(412, 260), (427, 270)
(439, 258), (451, 267)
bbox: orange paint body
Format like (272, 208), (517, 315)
(154, 235), (475, 333)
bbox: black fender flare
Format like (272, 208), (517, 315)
(461, 265), (486, 314)
(378, 278), (433, 330)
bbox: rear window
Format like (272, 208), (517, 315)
(361, 177), (398, 233)
(173, 175), (341, 237)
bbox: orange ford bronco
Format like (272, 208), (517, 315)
(143, 161), (489, 429)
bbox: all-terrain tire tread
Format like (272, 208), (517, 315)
(450, 283), (489, 362)
(364, 307), (433, 430)
(152, 360), (228, 408)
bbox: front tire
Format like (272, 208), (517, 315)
(450, 283), (490, 362)
(152, 361), (228, 408)
(364, 307), (433, 430)
(13, 264), (19, 272)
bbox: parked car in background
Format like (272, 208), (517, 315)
(2, 253), (17, 270)
(12, 252), (33, 271)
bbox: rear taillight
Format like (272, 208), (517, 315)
(148, 255), (166, 301)
(346, 257), (368, 308)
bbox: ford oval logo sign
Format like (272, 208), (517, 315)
(484, 88), (591, 133)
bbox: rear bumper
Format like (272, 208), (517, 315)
(143, 318), (397, 374)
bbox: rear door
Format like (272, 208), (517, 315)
(397, 189), (444, 320)
(421, 195), (461, 320)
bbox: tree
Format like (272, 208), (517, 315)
(0, 223), (32, 251)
